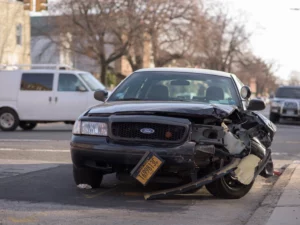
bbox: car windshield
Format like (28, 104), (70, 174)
(275, 87), (300, 99)
(107, 71), (240, 106)
(79, 73), (106, 91)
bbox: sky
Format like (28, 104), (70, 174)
(224, 0), (300, 80)
(41, 0), (300, 80)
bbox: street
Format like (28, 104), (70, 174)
(0, 108), (299, 225)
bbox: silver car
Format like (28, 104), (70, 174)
(270, 86), (300, 123)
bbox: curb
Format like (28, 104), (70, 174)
(245, 163), (298, 225)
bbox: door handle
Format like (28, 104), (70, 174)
(49, 97), (52, 102)
(55, 97), (58, 103)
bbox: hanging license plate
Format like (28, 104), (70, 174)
(130, 151), (164, 186)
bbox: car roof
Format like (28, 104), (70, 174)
(135, 67), (232, 77)
(278, 85), (300, 88)
(0, 69), (87, 73)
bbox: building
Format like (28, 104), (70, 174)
(30, 15), (152, 85)
(0, 0), (31, 65)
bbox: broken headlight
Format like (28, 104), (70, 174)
(72, 120), (108, 136)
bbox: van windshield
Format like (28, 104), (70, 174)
(275, 87), (300, 99)
(79, 73), (106, 91)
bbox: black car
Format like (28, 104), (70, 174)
(71, 68), (276, 200)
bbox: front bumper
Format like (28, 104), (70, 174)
(70, 135), (196, 173)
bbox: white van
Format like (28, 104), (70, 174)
(0, 67), (107, 131)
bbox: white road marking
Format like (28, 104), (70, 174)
(0, 148), (69, 153)
(0, 139), (57, 142)
(272, 152), (289, 156)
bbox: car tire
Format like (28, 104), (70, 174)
(205, 175), (254, 199)
(73, 165), (103, 188)
(19, 122), (37, 131)
(269, 113), (280, 123)
(0, 108), (19, 131)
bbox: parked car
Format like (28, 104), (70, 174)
(0, 68), (107, 131)
(70, 68), (276, 200)
(269, 86), (300, 123)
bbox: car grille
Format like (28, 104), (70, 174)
(283, 101), (298, 109)
(111, 122), (186, 142)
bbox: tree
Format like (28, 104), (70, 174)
(236, 54), (279, 95)
(288, 71), (300, 86)
(49, 0), (143, 85)
(189, 3), (251, 72)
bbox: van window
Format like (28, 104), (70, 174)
(58, 73), (87, 92)
(20, 73), (54, 91)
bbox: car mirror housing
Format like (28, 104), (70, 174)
(241, 86), (251, 99)
(94, 89), (108, 102)
(247, 99), (265, 111)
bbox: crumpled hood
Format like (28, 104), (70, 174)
(88, 101), (238, 119)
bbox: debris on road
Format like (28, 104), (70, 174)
(77, 184), (92, 189)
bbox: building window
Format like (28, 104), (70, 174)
(16, 24), (22, 46)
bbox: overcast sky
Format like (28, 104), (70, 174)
(44, 0), (300, 79)
(225, 0), (300, 80)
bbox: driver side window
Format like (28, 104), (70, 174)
(58, 74), (87, 92)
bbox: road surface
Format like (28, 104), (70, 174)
(0, 108), (299, 225)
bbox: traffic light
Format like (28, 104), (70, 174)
(36, 0), (48, 12)
(23, 0), (32, 11)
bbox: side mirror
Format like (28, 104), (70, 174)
(247, 99), (265, 111)
(94, 89), (108, 102)
(76, 86), (87, 92)
(241, 86), (251, 99)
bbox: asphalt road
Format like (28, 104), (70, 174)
(0, 106), (299, 225)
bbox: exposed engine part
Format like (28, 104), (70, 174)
(249, 137), (267, 159)
(223, 132), (245, 155)
(234, 154), (261, 185)
(195, 144), (215, 154)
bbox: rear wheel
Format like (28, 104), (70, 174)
(269, 113), (280, 123)
(73, 165), (103, 188)
(19, 122), (37, 131)
(205, 174), (254, 199)
(0, 108), (19, 131)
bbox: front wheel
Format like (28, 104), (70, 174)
(205, 175), (254, 199)
(19, 122), (37, 131)
(73, 165), (103, 188)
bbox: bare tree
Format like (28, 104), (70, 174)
(237, 54), (279, 95)
(288, 71), (300, 86)
(49, 0), (143, 85)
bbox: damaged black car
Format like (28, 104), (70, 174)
(70, 68), (276, 200)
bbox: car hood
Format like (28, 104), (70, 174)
(87, 101), (239, 119)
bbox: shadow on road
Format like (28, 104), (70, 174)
(0, 164), (234, 213)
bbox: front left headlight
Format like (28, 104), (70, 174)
(72, 120), (108, 136)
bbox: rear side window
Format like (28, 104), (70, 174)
(20, 73), (54, 91)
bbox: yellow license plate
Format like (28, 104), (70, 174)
(131, 152), (164, 186)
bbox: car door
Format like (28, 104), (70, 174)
(53, 73), (89, 121)
(17, 72), (56, 120)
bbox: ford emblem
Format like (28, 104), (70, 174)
(140, 128), (155, 134)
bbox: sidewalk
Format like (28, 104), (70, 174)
(265, 163), (300, 225)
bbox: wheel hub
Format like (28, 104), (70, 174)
(0, 113), (15, 128)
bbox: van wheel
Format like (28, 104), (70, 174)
(0, 108), (19, 131)
(19, 122), (37, 131)
(73, 165), (103, 188)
